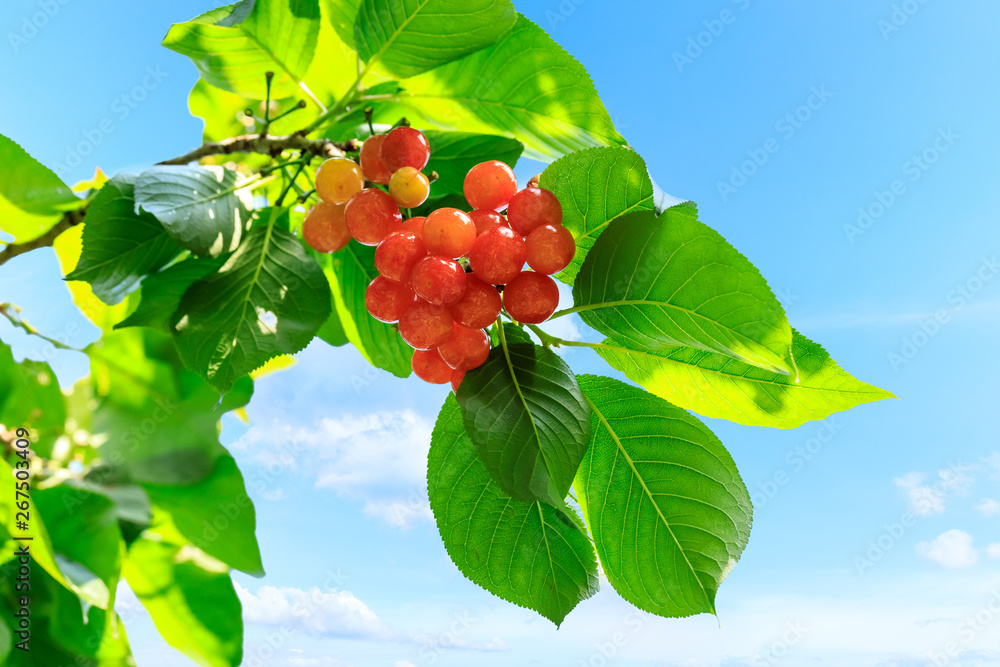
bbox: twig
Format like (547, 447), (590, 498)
(0, 209), (85, 266)
(157, 133), (357, 166)
(0, 302), (82, 351)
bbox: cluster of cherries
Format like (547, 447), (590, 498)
(301, 126), (575, 390)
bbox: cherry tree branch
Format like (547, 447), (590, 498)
(0, 209), (85, 266)
(0, 133), (356, 267)
(157, 132), (357, 165)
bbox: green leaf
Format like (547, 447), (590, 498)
(162, 0), (321, 99)
(315, 298), (349, 347)
(0, 134), (79, 247)
(0, 133), (78, 217)
(0, 343), (66, 457)
(424, 131), (522, 196)
(575, 375), (752, 618)
(53, 223), (133, 333)
(315, 243), (413, 377)
(539, 146), (655, 284)
(171, 209), (331, 391)
(322, 0), (362, 47)
(189, 80), (252, 143)
(66, 479), (153, 527)
(0, 459), (83, 602)
(144, 455), (264, 576)
(65, 174), (182, 305)
(124, 537), (242, 667)
(189, 79), (243, 143)
(570, 204), (795, 375)
(427, 394), (599, 626)
(354, 0), (516, 78)
(33, 485), (123, 609)
(301, 14), (364, 110)
(115, 257), (224, 332)
(0, 207), (60, 247)
(0, 617), (10, 664)
(89, 328), (253, 485)
(399, 15), (625, 161)
(134, 165), (252, 258)
(593, 330), (895, 429)
(4, 568), (120, 662)
(455, 324), (590, 506)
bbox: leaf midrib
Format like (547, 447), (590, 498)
(570, 298), (788, 372)
(536, 501), (560, 615)
(145, 173), (246, 217)
(401, 91), (612, 132)
(213, 212), (278, 379)
(583, 392), (713, 612)
(71, 220), (175, 276)
(592, 340), (882, 397)
(573, 196), (652, 243)
(239, 18), (303, 88)
(496, 325), (548, 493)
(359, 0), (431, 74)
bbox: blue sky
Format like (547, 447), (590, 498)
(2, 1), (1000, 666)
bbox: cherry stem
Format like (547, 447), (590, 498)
(525, 323), (561, 349)
(261, 71), (275, 136)
(268, 100), (308, 127)
(276, 160), (309, 207)
(0, 303), (82, 352)
(364, 106), (376, 137)
(260, 157), (310, 175)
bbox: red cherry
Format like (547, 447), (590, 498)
(380, 126), (431, 172)
(450, 368), (465, 393)
(437, 324), (490, 371)
(388, 166), (430, 209)
(503, 271), (560, 324)
(345, 188), (402, 245)
(506, 187), (563, 236)
(364, 277), (417, 323)
(525, 224), (575, 275)
(374, 231), (426, 283)
(411, 348), (453, 384)
(423, 208), (476, 258)
(399, 300), (454, 350)
(468, 226), (526, 285)
(401, 216), (426, 237)
(464, 160), (518, 211)
(315, 158), (364, 204)
(410, 256), (467, 305)
(468, 209), (507, 236)
(302, 201), (350, 253)
(360, 134), (393, 185)
(449, 275), (501, 329)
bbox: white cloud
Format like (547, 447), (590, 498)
(938, 465), (976, 496)
(895, 472), (945, 517)
(984, 452), (1000, 479)
(260, 658), (354, 667)
(976, 498), (1000, 517)
(275, 658), (350, 667)
(236, 582), (392, 640)
(393, 662), (417, 667)
(916, 530), (980, 569)
(894, 465), (975, 517)
(988, 544), (1000, 559)
(233, 410), (433, 528)
(262, 487), (287, 502)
